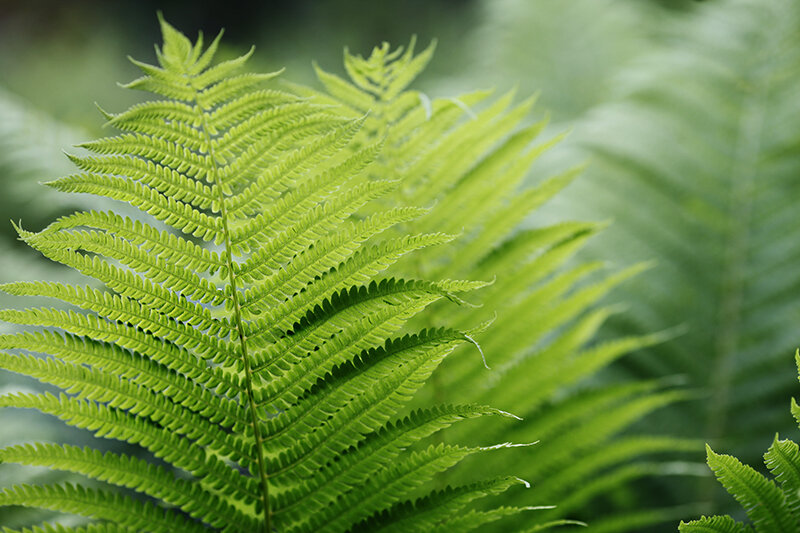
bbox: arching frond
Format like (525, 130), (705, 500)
(0, 17), (534, 532)
(294, 34), (694, 531)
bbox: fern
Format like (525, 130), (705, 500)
(539, 0), (800, 513)
(0, 17), (539, 532)
(678, 351), (800, 533)
(288, 37), (700, 530)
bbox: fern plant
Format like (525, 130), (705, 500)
(0, 17), (545, 532)
(678, 351), (800, 533)
(538, 0), (800, 513)
(288, 38), (701, 531)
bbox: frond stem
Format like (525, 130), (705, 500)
(197, 103), (272, 531)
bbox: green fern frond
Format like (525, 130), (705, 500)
(0, 524), (135, 533)
(42, 209), (224, 273)
(0, 443), (249, 529)
(679, 515), (754, 533)
(0, 17), (529, 532)
(0, 482), (209, 532)
(679, 353), (800, 532)
(704, 445), (797, 532)
(296, 36), (692, 530)
(349, 476), (525, 532)
(763, 435), (800, 514)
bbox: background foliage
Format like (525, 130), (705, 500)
(528, 0), (800, 514)
(1, 0), (799, 531)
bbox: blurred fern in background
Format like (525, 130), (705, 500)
(517, 0), (800, 516)
(0, 89), (89, 240)
(458, 0), (656, 123)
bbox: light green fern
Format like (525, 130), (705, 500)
(0, 17), (546, 532)
(678, 351), (800, 533)
(288, 37), (701, 531)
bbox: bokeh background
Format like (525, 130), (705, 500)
(3, 0), (800, 530)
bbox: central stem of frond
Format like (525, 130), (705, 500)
(195, 96), (272, 532)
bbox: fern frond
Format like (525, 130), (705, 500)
(0, 391), (257, 501)
(47, 168), (224, 237)
(0, 330), (244, 425)
(0, 355), (248, 462)
(15, 226), (225, 304)
(207, 89), (298, 132)
(350, 476), (525, 532)
(260, 328), (471, 442)
(231, 178), (397, 259)
(0, 281), (228, 354)
(0, 483), (206, 532)
(764, 435), (800, 513)
(294, 442), (519, 533)
(225, 118), (365, 218)
(67, 151), (216, 206)
(274, 404), (516, 517)
(705, 445), (797, 531)
(264, 340), (464, 483)
(0, 443), (254, 529)
(245, 277), (484, 350)
(0, 304), (228, 372)
(679, 515), (753, 533)
(297, 36), (691, 530)
(0, 91), (132, 528)
(239, 206), (428, 305)
(1, 16), (529, 532)
(42, 210), (224, 274)
(13, 234), (220, 329)
(680, 354), (800, 531)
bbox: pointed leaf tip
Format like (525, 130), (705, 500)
(515, 477), (531, 489)
(463, 333), (490, 369)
